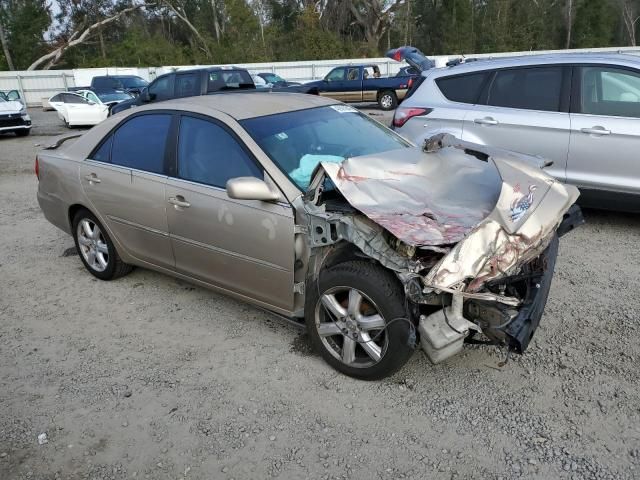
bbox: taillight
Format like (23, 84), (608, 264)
(392, 107), (432, 128)
(35, 156), (39, 180)
(407, 77), (414, 89)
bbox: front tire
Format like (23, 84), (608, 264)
(305, 261), (416, 380)
(378, 90), (398, 111)
(15, 129), (30, 137)
(72, 209), (132, 280)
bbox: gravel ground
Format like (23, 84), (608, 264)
(1, 108), (639, 480)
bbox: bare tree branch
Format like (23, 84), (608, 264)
(27, 4), (150, 70)
(162, 0), (212, 59)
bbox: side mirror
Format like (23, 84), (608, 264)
(226, 177), (280, 202)
(140, 88), (151, 102)
(87, 101), (96, 105)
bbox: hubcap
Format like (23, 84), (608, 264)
(77, 219), (109, 272)
(381, 95), (393, 109)
(315, 286), (388, 368)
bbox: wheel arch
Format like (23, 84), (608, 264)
(68, 203), (91, 230)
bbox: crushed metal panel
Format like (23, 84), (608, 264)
(319, 147), (502, 246)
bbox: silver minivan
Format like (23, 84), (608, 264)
(389, 48), (640, 210)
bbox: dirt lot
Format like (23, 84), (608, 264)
(1, 108), (639, 480)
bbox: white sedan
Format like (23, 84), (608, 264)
(75, 89), (133, 109)
(48, 92), (109, 127)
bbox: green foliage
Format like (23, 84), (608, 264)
(572, 0), (619, 48)
(0, 0), (638, 71)
(0, 0), (50, 69)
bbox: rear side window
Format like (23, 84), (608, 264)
(487, 66), (563, 112)
(206, 70), (254, 92)
(436, 72), (489, 104)
(111, 114), (171, 174)
(65, 94), (89, 104)
(175, 72), (199, 98)
(177, 116), (261, 188)
(580, 66), (640, 118)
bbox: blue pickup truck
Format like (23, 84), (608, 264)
(305, 64), (418, 110)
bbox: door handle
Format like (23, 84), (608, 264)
(168, 196), (191, 209)
(581, 127), (611, 136)
(474, 117), (499, 126)
(84, 173), (101, 184)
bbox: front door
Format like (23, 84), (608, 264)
(166, 114), (295, 312)
(322, 67), (362, 102)
(461, 65), (571, 182)
(567, 65), (640, 201)
(80, 113), (174, 269)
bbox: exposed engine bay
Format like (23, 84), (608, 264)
(297, 133), (583, 364)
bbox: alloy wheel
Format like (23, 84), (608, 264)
(315, 286), (388, 368)
(76, 219), (109, 272)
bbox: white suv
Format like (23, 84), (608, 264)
(389, 48), (640, 211)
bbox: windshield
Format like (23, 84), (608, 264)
(241, 105), (411, 190)
(263, 73), (285, 84)
(97, 92), (133, 102)
(120, 77), (148, 88)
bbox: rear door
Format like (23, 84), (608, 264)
(461, 65), (571, 182)
(79, 112), (174, 269)
(567, 65), (640, 202)
(166, 113), (295, 312)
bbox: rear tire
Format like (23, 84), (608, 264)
(72, 209), (133, 281)
(305, 260), (416, 380)
(378, 90), (398, 111)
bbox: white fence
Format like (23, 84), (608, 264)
(2, 46), (640, 106)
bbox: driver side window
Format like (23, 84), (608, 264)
(149, 75), (174, 101)
(327, 68), (346, 82)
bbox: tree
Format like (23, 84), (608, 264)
(619, 0), (640, 45)
(0, 0), (49, 70)
(349, 0), (404, 54)
(28, 4), (147, 70)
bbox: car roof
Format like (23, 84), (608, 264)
(429, 52), (640, 76)
(138, 92), (340, 120)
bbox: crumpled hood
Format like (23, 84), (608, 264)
(0, 101), (23, 114)
(313, 135), (579, 295)
(318, 146), (501, 246)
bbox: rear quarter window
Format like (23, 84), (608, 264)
(111, 114), (172, 174)
(436, 72), (489, 104)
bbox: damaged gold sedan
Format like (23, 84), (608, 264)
(37, 94), (582, 380)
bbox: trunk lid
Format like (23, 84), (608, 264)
(386, 46), (434, 72)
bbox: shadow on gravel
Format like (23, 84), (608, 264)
(581, 207), (640, 229)
(290, 332), (316, 357)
